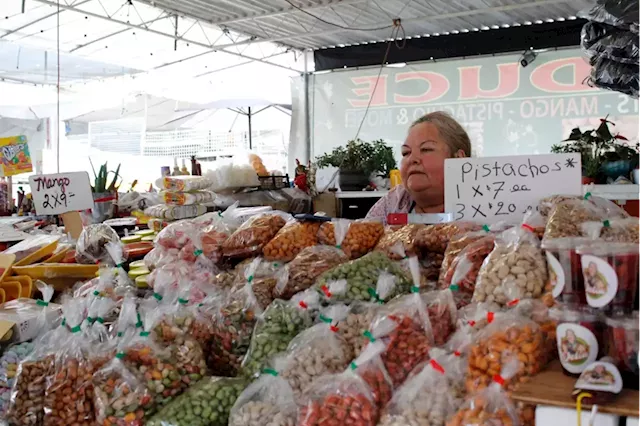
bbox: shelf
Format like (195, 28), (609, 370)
(334, 190), (388, 199)
(511, 361), (639, 418)
(583, 184), (639, 201)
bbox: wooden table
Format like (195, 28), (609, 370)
(511, 361), (639, 417)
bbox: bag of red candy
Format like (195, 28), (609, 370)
(448, 358), (521, 426)
(297, 364), (378, 426)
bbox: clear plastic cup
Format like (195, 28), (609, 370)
(551, 305), (605, 377)
(542, 238), (594, 307)
(604, 312), (639, 389)
(576, 243), (640, 316)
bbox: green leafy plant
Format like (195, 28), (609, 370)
(551, 117), (638, 179)
(90, 159), (121, 193)
(316, 139), (397, 178)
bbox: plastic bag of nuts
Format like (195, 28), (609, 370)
(415, 222), (482, 254)
(208, 262), (265, 377)
(539, 193), (628, 221)
(473, 215), (548, 306)
(297, 366), (378, 426)
(379, 359), (462, 426)
(582, 217), (640, 243)
(316, 251), (412, 304)
(240, 291), (318, 379)
(229, 363), (297, 426)
(234, 257), (286, 310)
(369, 290), (434, 385)
(318, 218), (385, 260)
(466, 312), (545, 393)
(93, 347), (155, 425)
(262, 220), (322, 262)
(146, 376), (247, 426)
(336, 302), (381, 358)
(508, 299), (558, 365)
(447, 358), (520, 426)
(350, 340), (394, 409)
(443, 235), (498, 309)
(280, 305), (353, 400)
(375, 224), (425, 260)
(222, 212), (290, 259)
(275, 244), (348, 300)
(420, 288), (458, 346)
(543, 197), (607, 241)
(43, 297), (103, 426)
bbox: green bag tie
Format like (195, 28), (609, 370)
(262, 368), (278, 377)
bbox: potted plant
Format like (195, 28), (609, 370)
(90, 160), (121, 222)
(551, 117), (637, 184)
(316, 139), (397, 191)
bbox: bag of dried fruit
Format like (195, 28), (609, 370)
(43, 296), (101, 426)
(367, 259), (434, 387)
(379, 358), (463, 426)
(208, 259), (266, 377)
(146, 376), (247, 426)
(222, 212), (290, 259)
(6, 282), (60, 425)
(465, 310), (545, 393)
(275, 220), (350, 300)
(473, 212), (548, 306)
(241, 290), (318, 379)
(318, 218), (385, 260)
(93, 341), (155, 425)
(297, 362), (378, 426)
(448, 358), (521, 426)
(315, 251), (412, 304)
(230, 360), (297, 426)
(280, 304), (353, 400)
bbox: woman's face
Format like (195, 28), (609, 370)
(400, 122), (460, 204)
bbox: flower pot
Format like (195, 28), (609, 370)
(602, 160), (634, 179)
(92, 192), (116, 223)
(339, 170), (369, 191)
(633, 169), (639, 184)
(582, 176), (597, 185)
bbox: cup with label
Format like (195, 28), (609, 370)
(542, 238), (594, 307)
(577, 243), (639, 316)
(604, 312), (639, 389)
(552, 305), (604, 377)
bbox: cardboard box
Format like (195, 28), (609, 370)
(0, 298), (62, 343)
(313, 192), (337, 217)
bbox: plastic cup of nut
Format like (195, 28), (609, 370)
(542, 238), (594, 307)
(551, 305), (605, 377)
(576, 243), (640, 316)
(604, 312), (639, 389)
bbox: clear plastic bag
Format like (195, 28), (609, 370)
(276, 245), (348, 299)
(582, 217), (640, 243)
(544, 197), (624, 241)
(146, 376), (247, 426)
(280, 305), (352, 400)
(474, 215), (548, 306)
(3, 234), (60, 264)
(508, 299), (558, 366)
(297, 365), (377, 426)
(0, 341), (35, 419)
(443, 235), (498, 308)
(369, 284), (433, 387)
(159, 190), (215, 206)
(222, 212), (290, 258)
(380, 358), (462, 426)
(415, 222), (482, 254)
(337, 301), (381, 358)
(420, 288), (458, 346)
(315, 251), (412, 304)
(350, 340), (394, 408)
(93, 348), (155, 425)
(448, 358), (521, 426)
(240, 291), (317, 379)
(466, 312), (545, 393)
(144, 204), (207, 220)
(318, 218), (385, 260)
(262, 220), (322, 262)
(160, 175), (213, 192)
(229, 363), (297, 426)
(375, 224), (425, 260)
(76, 224), (121, 264)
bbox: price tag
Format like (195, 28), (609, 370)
(444, 153), (581, 223)
(29, 172), (93, 215)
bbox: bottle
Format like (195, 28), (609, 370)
(180, 159), (189, 175)
(390, 169), (402, 188)
(172, 158), (180, 176)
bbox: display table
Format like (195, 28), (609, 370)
(511, 361), (639, 417)
(335, 190), (388, 219)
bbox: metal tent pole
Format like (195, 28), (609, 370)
(247, 106), (252, 150)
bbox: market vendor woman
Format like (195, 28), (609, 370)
(366, 111), (471, 221)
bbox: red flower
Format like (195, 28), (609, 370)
(614, 134), (629, 141)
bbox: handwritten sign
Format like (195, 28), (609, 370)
(29, 172), (93, 215)
(444, 153), (581, 223)
(0, 136), (32, 177)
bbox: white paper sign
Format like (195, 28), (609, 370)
(29, 172), (93, 215)
(444, 153), (581, 223)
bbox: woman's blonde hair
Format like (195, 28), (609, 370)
(411, 111), (472, 157)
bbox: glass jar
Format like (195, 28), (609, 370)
(604, 312), (639, 389)
(542, 238), (594, 307)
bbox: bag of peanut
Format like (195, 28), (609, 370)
(222, 212), (290, 258)
(262, 220), (322, 262)
(318, 218), (384, 260)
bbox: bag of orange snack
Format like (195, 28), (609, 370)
(318, 218), (384, 260)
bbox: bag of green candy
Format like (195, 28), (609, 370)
(146, 376), (247, 426)
(240, 289), (319, 379)
(316, 251), (412, 304)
